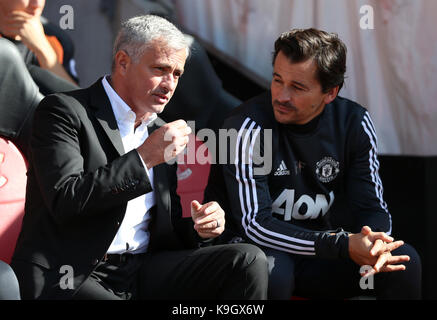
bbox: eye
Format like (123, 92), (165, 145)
(153, 66), (169, 75)
(293, 85), (303, 91)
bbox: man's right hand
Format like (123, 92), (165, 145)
(0, 10), (77, 84)
(137, 119), (191, 169)
(348, 226), (410, 275)
(0, 11), (46, 51)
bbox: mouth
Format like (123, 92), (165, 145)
(273, 102), (296, 114)
(152, 93), (169, 104)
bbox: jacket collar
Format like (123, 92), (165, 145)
(88, 78), (125, 156)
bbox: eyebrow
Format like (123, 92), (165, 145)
(156, 63), (184, 76)
(273, 72), (309, 90)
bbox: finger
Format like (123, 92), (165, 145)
(380, 264), (406, 273)
(197, 231), (221, 239)
(164, 143), (184, 161)
(163, 122), (187, 140)
(183, 126), (192, 136)
(203, 202), (221, 215)
(10, 10), (33, 18)
(197, 227), (223, 239)
(194, 213), (219, 227)
(172, 135), (189, 148)
(190, 200), (203, 219)
(194, 218), (220, 231)
(360, 266), (376, 278)
(3, 18), (27, 27)
(374, 253), (410, 273)
(195, 202), (220, 217)
(367, 231), (394, 243)
(385, 254), (410, 265)
(1, 20), (26, 31)
(167, 127), (190, 146)
(191, 200), (201, 208)
(194, 205), (224, 228)
(168, 119), (188, 129)
(383, 240), (405, 252)
(195, 211), (221, 225)
(370, 239), (385, 256)
(191, 200), (202, 211)
(373, 252), (389, 273)
(170, 126), (191, 139)
(7, 13), (31, 21)
(361, 226), (372, 235)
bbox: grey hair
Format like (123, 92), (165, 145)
(112, 15), (190, 69)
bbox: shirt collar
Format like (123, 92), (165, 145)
(101, 75), (157, 128)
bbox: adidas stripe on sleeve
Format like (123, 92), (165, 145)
(347, 111), (392, 234)
(223, 116), (349, 258)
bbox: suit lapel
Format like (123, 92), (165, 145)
(146, 120), (175, 246)
(88, 86), (176, 247)
(88, 78), (125, 156)
(148, 120), (171, 216)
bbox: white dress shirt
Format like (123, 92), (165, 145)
(102, 76), (157, 254)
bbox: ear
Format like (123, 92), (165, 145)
(114, 50), (131, 76)
(323, 86), (339, 105)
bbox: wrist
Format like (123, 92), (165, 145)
(32, 39), (58, 69)
(315, 229), (350, 260)
(136, 148), (156, 170)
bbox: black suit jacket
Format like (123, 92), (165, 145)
(11, 79), (197, 299)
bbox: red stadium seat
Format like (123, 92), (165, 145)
(0, 138), (27, 264)
(176, 134), (211, 217)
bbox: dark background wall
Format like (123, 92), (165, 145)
(379, 156), (437, 299)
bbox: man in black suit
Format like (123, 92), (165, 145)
(10, 15), (268, 300)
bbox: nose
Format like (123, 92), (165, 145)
(161, 74), (178, 93)
(27, 0), (44, 15)
(29, 0), (44, 9)
(276, 86), (293, 104)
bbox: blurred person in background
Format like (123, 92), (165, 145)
(0, 0), (78, 156)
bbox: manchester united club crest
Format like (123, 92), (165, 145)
(315, 157), (340, 183)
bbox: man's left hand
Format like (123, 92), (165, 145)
(191, 200), (225, 239)
(362, 226), (410, 275)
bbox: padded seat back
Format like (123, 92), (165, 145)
(176, 134), (211, 217)
(0, 138), (27, 264)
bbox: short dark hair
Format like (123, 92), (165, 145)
(272, 28), (347, 93)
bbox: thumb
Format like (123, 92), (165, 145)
(361, 226), (372, 235)
(191, 200), (202, 212)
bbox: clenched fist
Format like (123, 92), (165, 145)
(137, 120), (191, 169)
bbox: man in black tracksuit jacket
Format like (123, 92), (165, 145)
(205, 28), (422, 299)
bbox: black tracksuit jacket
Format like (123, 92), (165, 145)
(205, 91), (392, 259)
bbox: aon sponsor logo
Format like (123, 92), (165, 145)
(272, 189), (334, 221)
